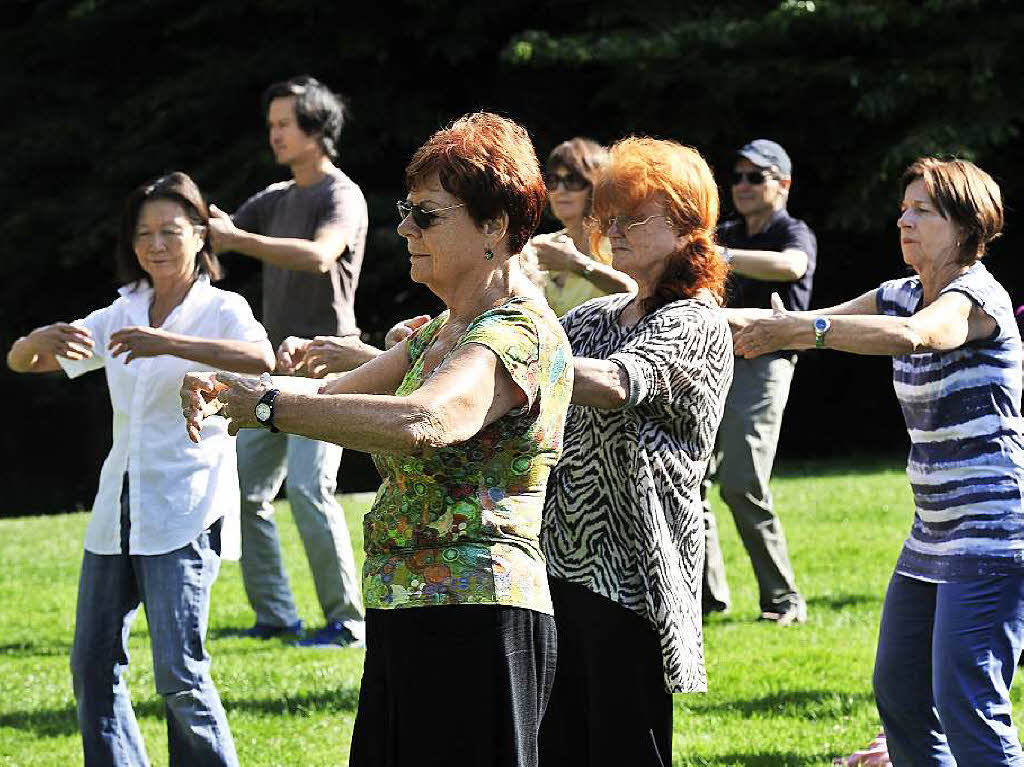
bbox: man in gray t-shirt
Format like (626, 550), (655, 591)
(209, 75), (367, 647)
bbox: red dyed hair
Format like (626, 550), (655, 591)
(592, 137), (726, 313)
(405, 112), (546, 255)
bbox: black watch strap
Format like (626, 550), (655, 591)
(256, 388), (281, 433)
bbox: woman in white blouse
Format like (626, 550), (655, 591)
(7, 172), (273, 767)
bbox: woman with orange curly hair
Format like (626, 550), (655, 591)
(539, 137), (733, 765)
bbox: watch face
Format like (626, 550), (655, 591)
(814, 317), (830, 332)
(255, 402), (271, 423)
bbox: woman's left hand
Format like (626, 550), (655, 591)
(215, 372), (270, 435)
(109, 326), (175, 363)
(731, 293), (800, 358)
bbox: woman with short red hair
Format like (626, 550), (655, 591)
(181, 113), (573, 766)
(539, 137), (734, 765)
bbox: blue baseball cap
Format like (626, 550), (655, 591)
(738, 139), (792, 177)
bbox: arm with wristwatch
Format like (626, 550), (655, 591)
(530, 232), (636, 295)
(728, 287), (996, 359)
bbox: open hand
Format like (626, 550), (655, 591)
(276, 336), (311, 374)
(26, 323), (94, 361)
(300, 335), (368, 377)
(180, 372), (228, 443)
(731, 293), (796, 359)
(384, 315), (431, 350)
(109, 326), (174, 363)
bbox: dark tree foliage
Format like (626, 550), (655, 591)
(1, 0), (1021, 515)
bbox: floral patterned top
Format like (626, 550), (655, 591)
(364, 296), (573, 614)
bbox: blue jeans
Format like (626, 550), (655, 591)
(873, 572), (1024, 766)
(70, 481), (238, 766)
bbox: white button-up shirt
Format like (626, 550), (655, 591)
(59, 277), (267, 559)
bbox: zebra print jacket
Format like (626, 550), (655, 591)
(541, 291), (733, 693)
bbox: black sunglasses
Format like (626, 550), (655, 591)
(396, 200), (465, 229)
(544, 172), (589, 192)
(731, 170), (775, 186)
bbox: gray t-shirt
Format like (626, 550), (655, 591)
(233, 166), (368, 347)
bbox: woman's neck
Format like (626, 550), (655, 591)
(562, 217), (590, 256)
(918, 258), (971, 306)
(619, 277), (654, 327)
(443, 260), (534, 325)
(149, 276), (195, 327)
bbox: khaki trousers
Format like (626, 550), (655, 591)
(701, 354), (800, 613)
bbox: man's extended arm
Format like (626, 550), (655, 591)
(208, 203), (346, 274)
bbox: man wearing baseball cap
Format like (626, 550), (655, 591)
(702, 139), (817, 625)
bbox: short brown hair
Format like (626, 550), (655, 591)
(592, 136), (726, 313)
(405, 112), (545, 255)
(117, 171), (221, 286)
(547, 137), (609, 185)
(903, 157), (1003, 264)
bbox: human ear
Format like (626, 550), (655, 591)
(481, 211), (509, 240)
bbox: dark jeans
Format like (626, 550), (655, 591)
(349, 604), (557, 767)
(539, 578), (673, 767)
(874, 572), (1024, 766)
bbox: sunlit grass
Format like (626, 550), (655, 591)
(2, 461), (1020, 765)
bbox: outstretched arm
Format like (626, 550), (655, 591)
(7, 323), (95, 373)
(732, 290), (996, 358)
(569, 358), (629, 408)
(722, 246), (809, 282)
(208, 203), (347, 274)
(182, 342), (525, 451)
(107, 326), (274, 373)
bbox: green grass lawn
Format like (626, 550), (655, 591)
(2, 459), (1022, 766)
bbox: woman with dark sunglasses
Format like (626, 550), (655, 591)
(180, 112), (573, 767)
(522, 137), (635, 316)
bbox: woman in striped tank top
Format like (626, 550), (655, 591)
(731, 157), (1023, 766)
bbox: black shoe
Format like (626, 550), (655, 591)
(702, 599), (730, 616)
(242, 620), (303, 640)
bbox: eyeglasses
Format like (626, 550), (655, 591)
(731, 170), (775, 186)
(544, 172), (589, 192)
(604, 213), (672, 234)
(396, 200), (466, 229)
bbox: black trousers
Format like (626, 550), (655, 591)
(349, 604), (557, 767)
(539, 578), (673, 767)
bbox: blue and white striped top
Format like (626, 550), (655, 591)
(877, 263), (1024, 581)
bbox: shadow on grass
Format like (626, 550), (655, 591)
(0, 640), (71, 657)
(0, 688), (360, 738)
(687, 688), (874, 718)
(773, 454), (906, 479)
(208, 626), (282, 640)
(806, 593), (880, 611)
(704, 593), (879, 626)
(680, 751), (830, 766)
